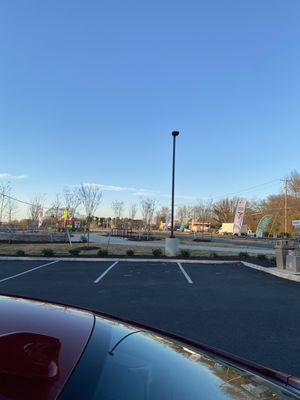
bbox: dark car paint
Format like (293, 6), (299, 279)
(0, 293), (300, 399)
(0, 295), (94, 400)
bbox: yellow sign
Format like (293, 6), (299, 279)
(63, 209), (68, 221)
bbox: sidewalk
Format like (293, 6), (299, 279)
(242, 261), (300, 282)
(71, 233), (275, 255)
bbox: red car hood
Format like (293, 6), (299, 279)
(0, 295), (94, 400)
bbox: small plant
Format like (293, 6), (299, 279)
(69, 248), (81, 256)
(209, 252), (218, 258)
(152, 248), (163, 257)
(257, 254), (267, 261)
(97, 249), (108, 257)
(42, 248), (55, 257)
(16, 250), (25, 256)
(239, 252), (249, 258)
(180, 249), (190, 258)
(126, 249), (135, 256)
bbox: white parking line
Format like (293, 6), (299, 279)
(94, 261), (119, 284)
(0, 260), (60, 283)
(177, 262), (193, 284)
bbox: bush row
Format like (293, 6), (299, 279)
(12, 249), (276, 265)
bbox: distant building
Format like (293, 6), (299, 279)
(188, 219), (211, 232)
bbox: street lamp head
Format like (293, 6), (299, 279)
(172, 131), (179, 137)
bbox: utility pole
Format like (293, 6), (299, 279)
(281, 178), (290, 236)
(285, 178), (288, 235)
(170, 131), (179, 239)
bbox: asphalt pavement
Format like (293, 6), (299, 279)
(0, 259), (299, 376)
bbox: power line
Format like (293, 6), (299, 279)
(208, 179), (281, 201)
(0, 177), (296, 215)
(0, 192), (52, 211)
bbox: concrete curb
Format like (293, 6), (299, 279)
(0, 256), (298, 282)
(242, 261), (300, 283)
(0, 256), (238, 264)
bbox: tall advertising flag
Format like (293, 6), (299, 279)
(233, 199), (247, 235)
(37, 204), (44, 228)
(256, 215), (272, 238)
(163, 215), (172, 230)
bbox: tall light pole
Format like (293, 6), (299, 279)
(170, 131), (179, 238)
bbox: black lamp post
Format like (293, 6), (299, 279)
(170, 131), (179, 238)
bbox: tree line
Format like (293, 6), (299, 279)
(1, 170), (300, 236)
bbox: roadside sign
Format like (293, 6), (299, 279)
(66, 219), (73, 230)
(63, 209), (68, 221)
(292, 220), (300, 226)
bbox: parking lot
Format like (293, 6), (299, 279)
(0, 258), (299, 376)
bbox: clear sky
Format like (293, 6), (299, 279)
(1, 0), (299, 217)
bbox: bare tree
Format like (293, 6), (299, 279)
(212, 198), (238, 226)
(192, 201), (213, 231)
(63, 187), (81, 218)
(28, 197), (44, 228)
(6, 197), (18, 225)
(176, 205), (193, 225)
(128, 203), (138, 228)
(288, 170), (300, 199)
(0, 182), (11, 225)
(141, 198), (156, 237)
(46, 194), (63, 228)
(78, 184), (102, 245)
(111, 201), (124, 228)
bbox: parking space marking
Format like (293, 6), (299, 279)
(177, 262), (193, 284)
(94, 261), (119, 283)
(0, 260), (60, 283)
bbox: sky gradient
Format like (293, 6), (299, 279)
(1, 0), (300, 217)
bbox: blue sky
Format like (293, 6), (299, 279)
(1, 0), (299, 217)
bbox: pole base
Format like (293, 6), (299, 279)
(165, 238), (179, 257)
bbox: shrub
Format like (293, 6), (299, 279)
(239, 252), (249, 258)
(209, 252), (218, 258)
(42, 248), (55, 257)
(180, 249), (190, 258)
(152, 248), (163, 257)
(269, 256), (276, 266)
(16, 250), (25, 256)
(97, 249), (108, 257)
(69, 248), (81, 256)
(126, 249), (135, 256)
(257, 254), (267, 261)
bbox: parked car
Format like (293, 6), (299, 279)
(1, 294), (299, 399)
(248, 231), (257, 238)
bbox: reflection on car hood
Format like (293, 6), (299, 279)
(101, 317), (299, 399)
(61, 314), (299, 400)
